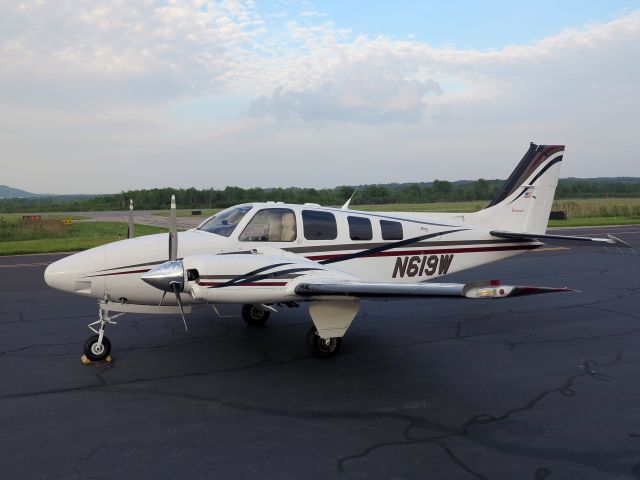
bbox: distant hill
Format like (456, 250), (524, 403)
(0, 185), (98, 201)
(0, 185), (38, 199)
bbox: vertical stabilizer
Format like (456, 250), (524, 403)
(467, 143), (564, 234)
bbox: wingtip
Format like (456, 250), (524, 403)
(607, 234), (632, 249)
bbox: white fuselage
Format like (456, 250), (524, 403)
(44, 203), (540, 306)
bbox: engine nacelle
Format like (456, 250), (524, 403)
(182, 252), (332, 304)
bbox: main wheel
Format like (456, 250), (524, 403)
(306, 326), (342, 358)
(83, 334), (111, 361)
(241, 304), (270, 327)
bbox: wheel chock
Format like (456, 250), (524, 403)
(80, 355), (113, 365)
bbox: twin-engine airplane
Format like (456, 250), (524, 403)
(44, 143), (630, 361)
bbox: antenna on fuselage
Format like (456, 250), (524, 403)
(341, 187), (359, 210)
(127, 199), (134, 239)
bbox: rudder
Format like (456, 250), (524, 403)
(467, 143), (565, 234)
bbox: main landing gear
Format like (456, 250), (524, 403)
(241, 304), (342, 358)
(241, 304), (270, 327)
(306, 327), (341, 358)
(83, 301), (123, 362)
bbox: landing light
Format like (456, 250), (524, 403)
(477, 288), (496, 297)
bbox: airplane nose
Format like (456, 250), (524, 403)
(44, 247), (106, 295)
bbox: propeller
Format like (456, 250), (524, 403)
(169, 194), (178, 261)
(127, 199), (134, 239)
(141, 194), (188, 332)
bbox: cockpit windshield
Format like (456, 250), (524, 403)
(197, 205), (252, 237)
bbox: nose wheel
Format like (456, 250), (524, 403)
(84, 334), (112, 361)
(306, 327), (342, 358)
(83, 300), (123, 363)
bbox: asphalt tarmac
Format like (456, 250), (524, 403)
(1, 226), (639, 479)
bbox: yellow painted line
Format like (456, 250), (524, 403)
(533, 247), (570, 252)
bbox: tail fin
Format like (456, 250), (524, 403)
(467, 143), (564, 234)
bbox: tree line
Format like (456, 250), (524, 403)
(1, 178), (640, 213)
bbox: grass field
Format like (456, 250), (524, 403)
(0, 219), (165, 255)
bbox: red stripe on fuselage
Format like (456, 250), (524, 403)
(199, 281), (288, 287)
(306, 244), (538, 261)
(87, 268), (152, 277)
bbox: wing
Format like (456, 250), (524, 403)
(294, 279), (573, 299)
(490, 230), (631, 248)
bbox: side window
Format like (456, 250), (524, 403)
(239, 208), (297, 242)
(380, 220), (403, 240)
(348, 216), (372, 241)
(302, 210), (337, 240)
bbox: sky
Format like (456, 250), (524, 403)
(2, 0), (639, 194)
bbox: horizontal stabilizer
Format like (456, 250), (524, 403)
(295, 281), (573, 299)
(490, 230), (632, 248)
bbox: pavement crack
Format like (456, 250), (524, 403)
(337, 351), (622, 475)
(73, 440), (107, 477)
(436, 440), (488, 480)
(0, 340), (81, 356)
(503, 328), (640, 350)
(0, 353), (312, 400)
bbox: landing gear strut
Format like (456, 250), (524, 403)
(306, 327), (342, 358)
(84, 301), (122, 362)
(241, 304), (270, 327)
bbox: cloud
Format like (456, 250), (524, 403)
(0, 2), (639, 192)
(0, 0), (266, 110)
(250, 65), (442, 123)
(247, 12), (640, 126)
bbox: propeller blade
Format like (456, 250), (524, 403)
(127, 199), (135, 239)
(172, 282), (188, 332)
(169, 194), (178, 261)
(159, 291), (167, 307)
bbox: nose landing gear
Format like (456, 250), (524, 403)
(82, 300), (123, 363)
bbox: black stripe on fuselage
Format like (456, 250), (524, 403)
(319, 228), (468, 265)
(285, 237), (527, 254)
(206, 267), (324, 288)
(97, 259), (169, 272)
(213, 262), (293, 288)
(199, 272), (308, 281)
(94, 236), (528, 276)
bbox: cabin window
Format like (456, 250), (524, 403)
(302, 210), (337, 240)
(380, 220), (403, 240)
(239, 208), (297, 242)
(198, 205), (252, 237)
(348, 216), (373, 241)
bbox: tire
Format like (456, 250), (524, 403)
(306, 326), (342, 358)
(84, 334), (112, 361)
(241, 304), (270, 327)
